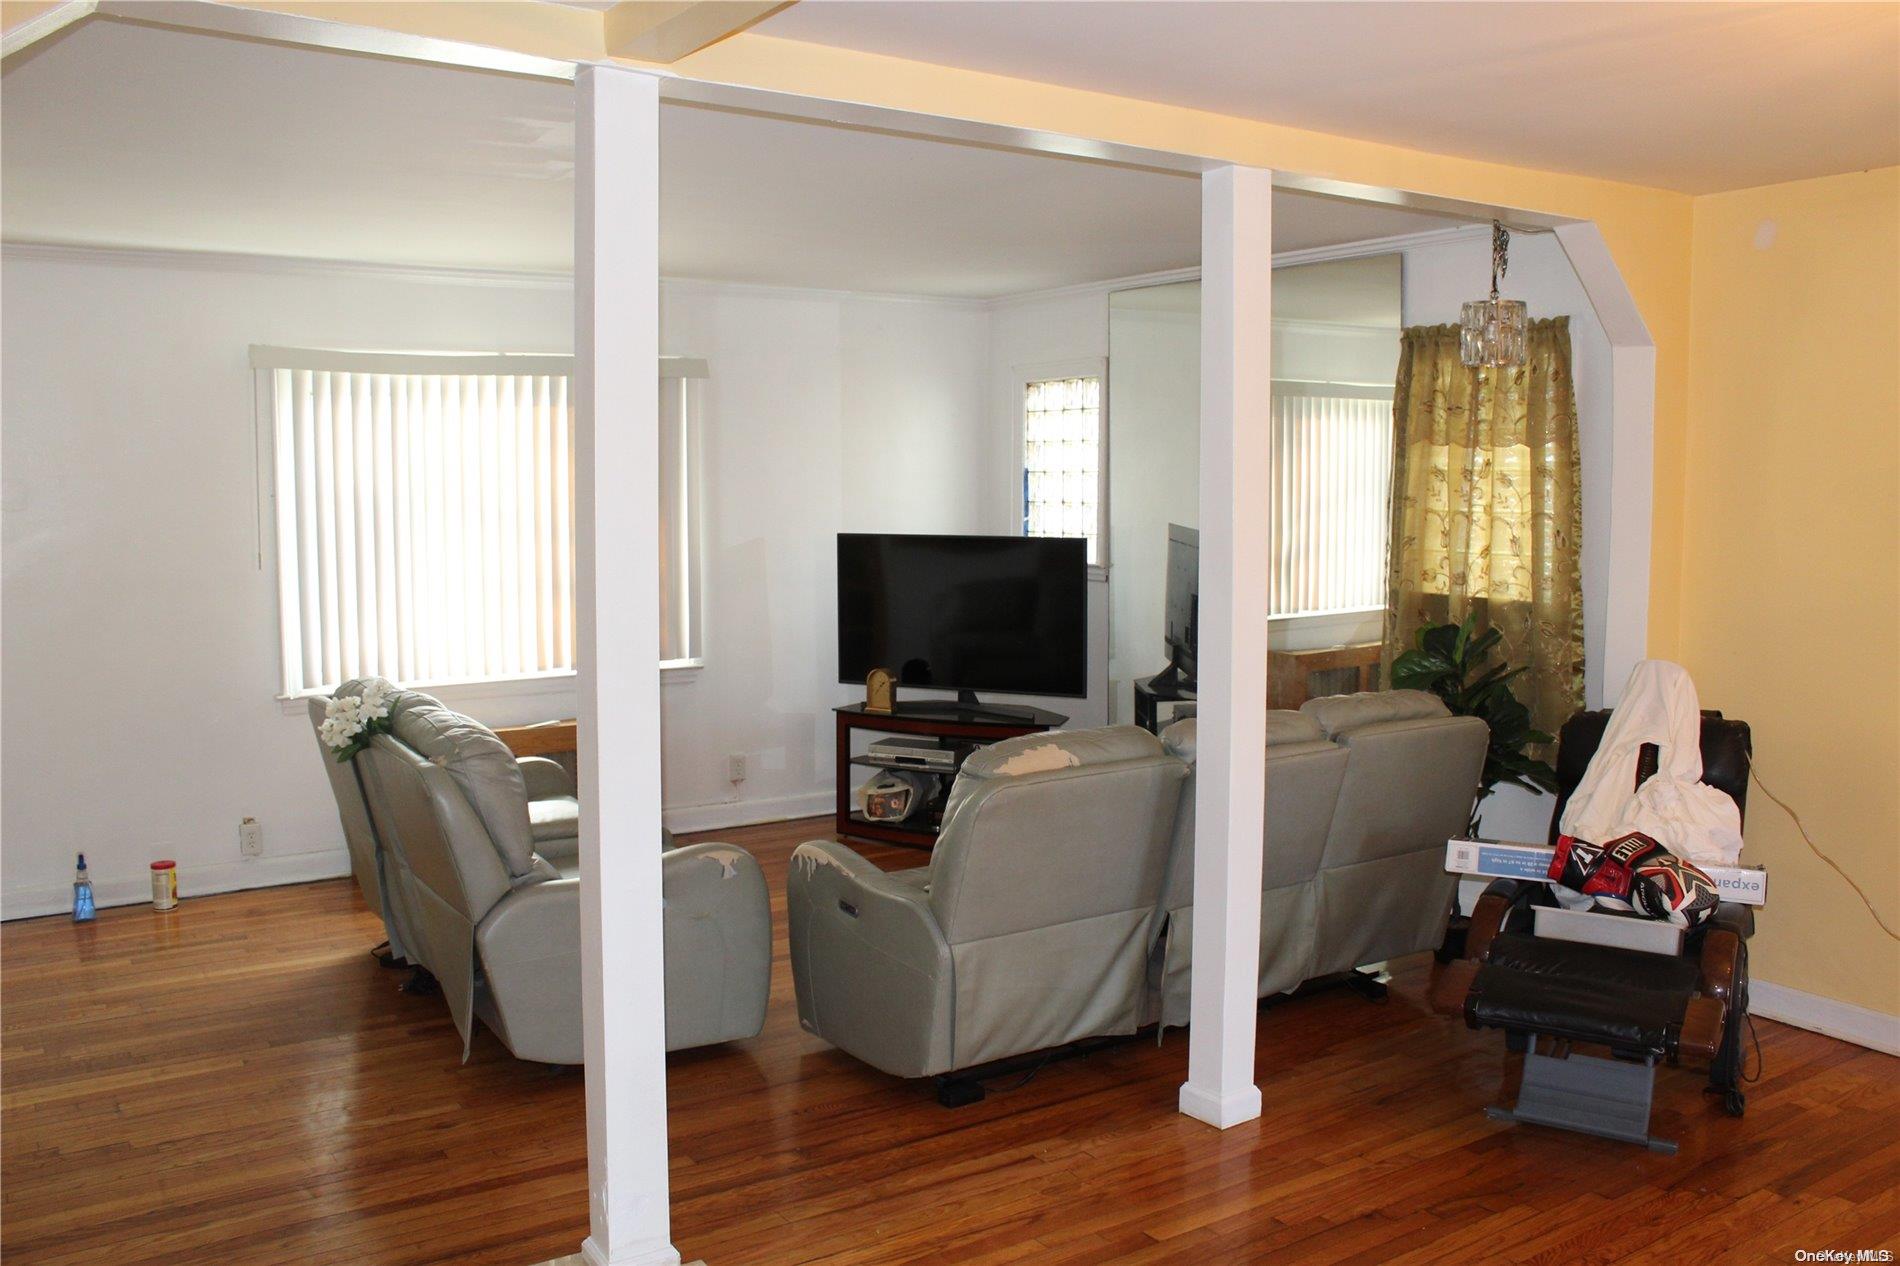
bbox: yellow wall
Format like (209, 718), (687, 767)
(1681, 167), (1900, 1015)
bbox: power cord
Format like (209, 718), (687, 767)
(1750, 766), (1899, 942)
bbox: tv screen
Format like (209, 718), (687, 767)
(838, 533), (1088, 699)
(1165, 524), (1199, 679)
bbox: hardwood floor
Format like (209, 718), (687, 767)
(4, 817), (1896, 1265)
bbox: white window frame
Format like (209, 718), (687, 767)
(256, 347), (707, 703)
(1013, 357), (1109, 575)
(657, 361), (708, 677)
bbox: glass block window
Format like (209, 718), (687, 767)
(1021, 375), (1103, 565)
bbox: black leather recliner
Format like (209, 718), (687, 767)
(1434, 710), (1755, 1152)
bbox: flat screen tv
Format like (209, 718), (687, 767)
(1164, 524), (1199, 684)
(837, 533), (1088, 704)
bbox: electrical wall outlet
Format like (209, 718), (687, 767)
(727, 754), (747, 784)
(239, 817), (263, 859)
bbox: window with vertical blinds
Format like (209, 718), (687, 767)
(1269, 386), (1395, 618)
(259, 348), (705, 696)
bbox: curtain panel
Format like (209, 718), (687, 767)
(1380, 317), (1584, 739)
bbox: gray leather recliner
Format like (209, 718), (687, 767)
(1148, 691), (1488, 1027)
(788, 726), (1189, 1080)
(306, 679), (581, 961)
(320, 680), (770, 1062)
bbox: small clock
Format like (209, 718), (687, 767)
(865, 667), (895, 714)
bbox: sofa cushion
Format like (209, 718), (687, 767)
(336, 676), (439, 725)
(1163, 714), (1332, 764)
(529, 795), (580, 844)
(959, 725), (1163, 780)
(1267, 710), (1329, 747)
(1160, 718), (1195, 763)
(1301, 689), (1448, 739)
(391, 704), (537, 878)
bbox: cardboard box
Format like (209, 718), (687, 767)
(1532, 905), (1685, 956)
(1444, 838), (1767, 907)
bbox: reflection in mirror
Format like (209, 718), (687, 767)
(1106, 254), (1402, 724)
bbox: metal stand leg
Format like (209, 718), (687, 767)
(1341, 968), (1390, 1002)
(1487, 1050), (1676, 1154)
(931, 1035), (1131, 1108)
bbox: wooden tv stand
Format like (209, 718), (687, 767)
(834, 703), (1066, 850)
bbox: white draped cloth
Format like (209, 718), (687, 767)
(1557, 660), (1745, 867)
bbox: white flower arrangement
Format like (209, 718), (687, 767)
(320, 679), (396, 762)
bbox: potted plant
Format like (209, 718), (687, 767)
(1390, 614), (1559, 835)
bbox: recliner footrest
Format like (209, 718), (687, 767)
(1487, 1051), (1677, 1154)
(1465, 932), (1702, 1060)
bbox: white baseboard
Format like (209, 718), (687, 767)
(1751, 980), (1900, 1056)
(1177, 1081), (1263, 1129)
(3, 789), (832, 921)
(662, 790), (832, 836)
(1, 849), (353, 922)
(578, 1236), (686, 1266)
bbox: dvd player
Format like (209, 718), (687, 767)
(864, 737), (959, 772)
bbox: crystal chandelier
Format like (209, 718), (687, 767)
(1460, 221), (1528, 368)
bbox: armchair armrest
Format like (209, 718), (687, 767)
(475, 877), (583, 1065)
(1466, 879), (1542, 961)
(517, 755), (574, 801)
(1698, 925), (1744, 1007)
(1707, 901), (1755, 940)
(787, 840), (955, 1078)
(660, 842), (772, 1049)
(1432, 879), (1542, 1018)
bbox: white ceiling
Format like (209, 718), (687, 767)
(754, 1), (1900, 195)
(0, 19), (1466, 298)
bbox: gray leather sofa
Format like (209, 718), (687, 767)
(306, 679), (580, 962)
(1148, 690), (1489, 1028)
(312, 679), (771, 1061)
(788, 726), (1189, 1081)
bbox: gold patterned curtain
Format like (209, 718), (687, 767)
(1380, 317), (1584, 738)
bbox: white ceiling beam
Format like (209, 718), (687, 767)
(604, 1), (791, 64)
(1, 1), (95, 60)
(91, 0), (575, 80)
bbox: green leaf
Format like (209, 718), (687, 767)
(1465, 626), (1503, 664)
(1391, 650), (1455, 693)
(1420, 622), (1462, 667)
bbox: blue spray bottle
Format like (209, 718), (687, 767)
(72, 852), (96, 923)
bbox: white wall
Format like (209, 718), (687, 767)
(982, 289), (1117, 728)
(1106, 285), (1200, 720)
(654, 283), (1003, 828)
(0, 253), (1020, 914)
(1400, 230), (1615, 842)
(1, 251), (577, 917)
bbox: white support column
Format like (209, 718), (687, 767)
(1179, 165), (1273, 1130)
(1553, 221), (1656, 706)
(575, 65), (680, 1266)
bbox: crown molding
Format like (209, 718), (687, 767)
(1269, 223), (1489, 269)
(985, 224), (1490, 310)
(0, 241), (999, 308)
(4, 222), (1492, 309)
(657, 275), (990, 310)
(985, 265), (1201, 311)
(1, 240), (575, 288)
